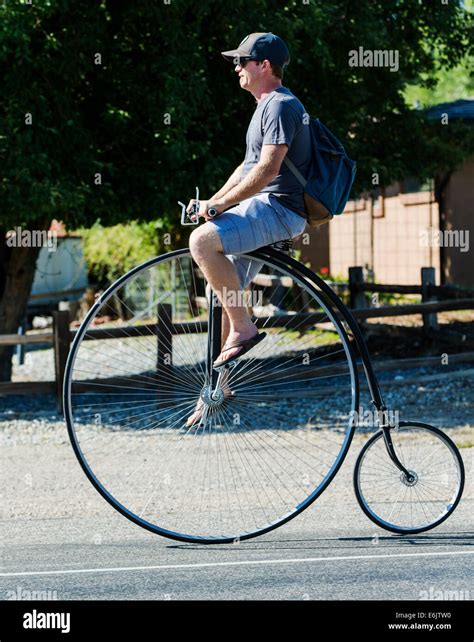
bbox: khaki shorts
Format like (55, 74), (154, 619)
(208, 193), (306, 288)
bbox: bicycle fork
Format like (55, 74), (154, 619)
(359, 334), (416, 483)
(195, 288), (233, 428)
(374, 408), (416, 483)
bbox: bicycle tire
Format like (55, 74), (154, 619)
(353, 421), (465, 534)
(64, 248), (360, 543)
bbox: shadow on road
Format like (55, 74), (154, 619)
(166, 532), (474, 551)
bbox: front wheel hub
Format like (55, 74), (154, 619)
(201, 385), (224, 407)
(401, 470), (418, 486)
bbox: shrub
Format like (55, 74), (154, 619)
(78, 220), (159, 287)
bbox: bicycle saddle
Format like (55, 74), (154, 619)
(266, 238), (293, 253)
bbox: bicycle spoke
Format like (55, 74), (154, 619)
(355, 425), (463, 533)
(65, 250), (358, 541)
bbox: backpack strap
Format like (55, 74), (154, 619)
(259, 91), (309, 189)
(283, 156), (307, 188)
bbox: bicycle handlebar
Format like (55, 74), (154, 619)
(178, 186), (219, 225)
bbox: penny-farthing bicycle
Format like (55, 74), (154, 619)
(64, 191), (464, 543)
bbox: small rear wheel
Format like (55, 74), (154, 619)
(354, 421), (464, 534)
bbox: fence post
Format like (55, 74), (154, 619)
(16, 317), (27, 366)
(52, 310), (71, 414)
(349, 266), (369, 335)
(349, 267), (366, 310)
(421, 267), (439, 334)
(157, 303), (173, 397)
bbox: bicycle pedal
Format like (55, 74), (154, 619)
(214, 359), (238, 372)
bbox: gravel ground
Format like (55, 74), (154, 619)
(3, 324), (473, 535)
(1, 365), (472, 524)
(4, 351), (473, 429)
(1, 315), (472, 609)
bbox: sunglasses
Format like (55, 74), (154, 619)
(238, 58), (261, 68)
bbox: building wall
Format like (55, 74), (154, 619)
(295, 190), (441, 284)
(294, 157), (474, 286)
(295, 223), (330, 273)
(442, 158), (474, 286)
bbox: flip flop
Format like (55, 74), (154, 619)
(213, 332), (267, 369)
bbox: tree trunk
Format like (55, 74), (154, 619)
(0, 220), (50, 381)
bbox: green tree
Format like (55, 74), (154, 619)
(1, 0), (473, 380)
(404, 56), (474, 108)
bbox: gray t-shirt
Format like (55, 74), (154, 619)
(241, 86), (311, 218)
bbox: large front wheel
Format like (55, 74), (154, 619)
(64, 248), (359, 543)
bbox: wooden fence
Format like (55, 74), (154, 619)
(0, 266), (473, 411)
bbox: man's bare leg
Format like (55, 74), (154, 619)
(185, 227), (256, 426)
(206, 282), (231, 351)
(189, 224), (257, 364)
(220, 305), (230, 350)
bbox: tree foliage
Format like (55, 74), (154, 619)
(1, 0), (473, 233)
(1, 0), (473, 381)
(404, 56), (474, 108)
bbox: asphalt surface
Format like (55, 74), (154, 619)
(1, 423), (473, 601)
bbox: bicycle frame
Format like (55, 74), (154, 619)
(62, 242), (463, 541)
(248, 246), (414, 480)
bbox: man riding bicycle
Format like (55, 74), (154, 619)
(186, 32), (311, 425)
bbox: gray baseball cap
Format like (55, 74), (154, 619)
(221, 32), (290, 66)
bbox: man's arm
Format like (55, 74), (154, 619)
(210, 162), (245, 201)
(212, 144), (288, 212)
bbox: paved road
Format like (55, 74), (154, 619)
(2, 524), (473, 601)
(2, 421), (472, 601)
